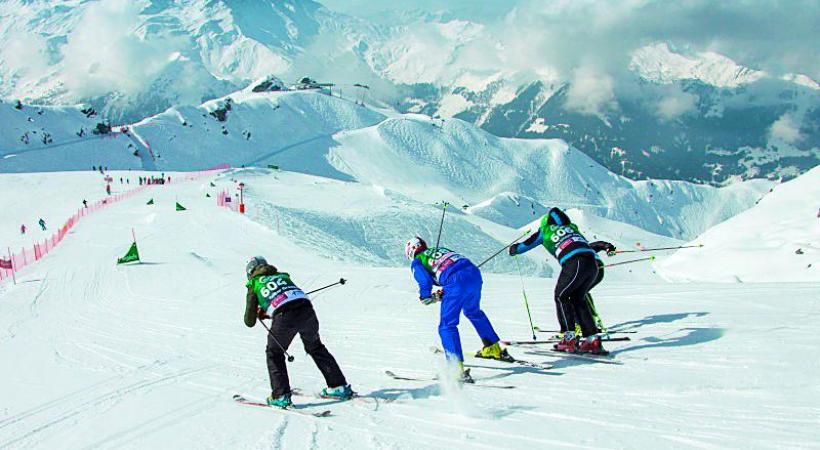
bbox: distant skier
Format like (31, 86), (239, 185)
(38, 218), (46, 231)
(244, 256), (353, 408)
(406, 236), (511, 383)
(82, 199), (88, 208)
(20, 224), (26, 235)
(508, 207), (614, 354)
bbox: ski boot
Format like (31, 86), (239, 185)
(267, 392), (293, 408)
(578, 336), (608, 355)
(321, 384), (355, 400)
(458, 365), (475, 384)
(475, 342), (514, 362)
(553, 331), (579, 353)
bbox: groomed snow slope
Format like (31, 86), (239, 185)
(657, 166), (820, 282)
(329, 114), (773, 240)
(218, 168), (678, 280)
(0, 170), (147, 251)
(1, 170), (818, 449)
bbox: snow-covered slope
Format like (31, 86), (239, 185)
(657, 167), (820, 282)
(2, 89), (773, 241)
(0, 102), (153, 171)
(328, 114), (772, 239)
(0, 170), (141, 251)
(1, 169), (818, 449)
(0, 91), (384, 175)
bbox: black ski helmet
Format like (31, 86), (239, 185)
(246, 256), (267, 279)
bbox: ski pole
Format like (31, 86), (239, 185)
(604, 255), (655, 268)
(258, 319), (295, 362)
(514, 256), (537, 340)
(434, 201), (449, 250)
(306, 278), (347, 295)
(614, 244), (702, 254)
(476, 229), (531, 268)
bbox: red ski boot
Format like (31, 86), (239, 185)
(578, 336), (608, 355)
(553, 332), (578, 353)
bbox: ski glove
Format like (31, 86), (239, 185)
(590, 241), (617, 256)
(419, 297), (437, 305)
(508, 245), (518, 256)
(432, 289), (443, 302)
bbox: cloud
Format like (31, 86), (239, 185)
(654, 88), (699, 121)
(284, 26), (403, 104)
(60, 0), (184, 99)
(0, 30), (50, 79)
(367, 0), (818, 116)
(498, 0), (817, 81)
(769, 113), (803, 145)
(564, 66), (617, 116)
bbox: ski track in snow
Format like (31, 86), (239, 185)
(0, 171), (817, 450)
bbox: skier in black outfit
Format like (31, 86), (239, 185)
(509, 207), (615, 354)
(244, 256), (352, 407)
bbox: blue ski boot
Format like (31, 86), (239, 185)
(321, 384), (354, 400)
(267, 392), (293, 408)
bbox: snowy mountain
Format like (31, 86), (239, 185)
(2, 1), (817, 185)
(390, 41), (820, 184)
(0, 88), (774, 243)
(0, 0), (327, 120)
(656, 166), (820, 282)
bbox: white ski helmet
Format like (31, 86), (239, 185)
(405, 236), (427, 260)
(246, 256), (267, 279)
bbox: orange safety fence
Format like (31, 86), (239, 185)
(0, 164), (229, 285)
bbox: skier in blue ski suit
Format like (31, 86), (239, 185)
(405, 237), (510, 379)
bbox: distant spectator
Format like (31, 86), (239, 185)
(106, 184), (111, 195)
(83, 199), (88, 208)
(20, 224), (26, 235)
(38, 218), (46, 231)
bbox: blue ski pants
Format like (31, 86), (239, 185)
(438, 264), (500, 361)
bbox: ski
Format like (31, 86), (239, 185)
(502, 336), (631, 346)
(384, 370), (515, 389)
(534, 327), (638, 334)
(290, 388), (384, 410)
(530, 350), (623, 365)
(429, 346), (554, 370)
(232, 394), (333, 417)
(474, 354), (555, 370)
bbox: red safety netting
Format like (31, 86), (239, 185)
(0, 165), (229, 285)
(216, 189), (239, 212)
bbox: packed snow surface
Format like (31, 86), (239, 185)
(657, 166), (820, 282)
(0, 170), (818, 449)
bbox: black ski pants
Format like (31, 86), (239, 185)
(266, 299), (347, 397)
(553, 254), (599, 336)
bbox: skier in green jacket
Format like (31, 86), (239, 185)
(244, 256), (353, 407)
(509, 208), (615, 354)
